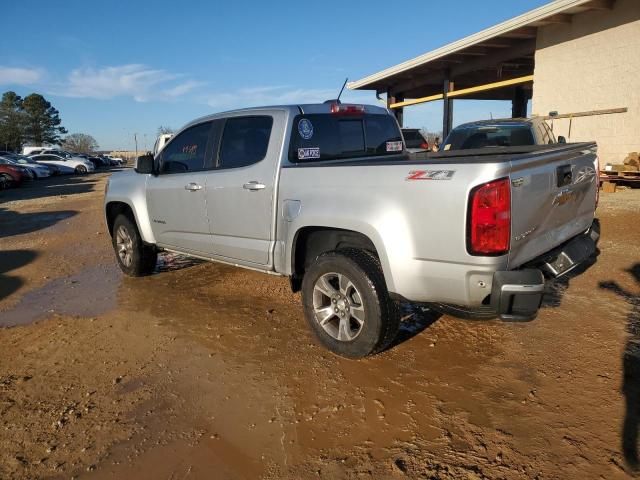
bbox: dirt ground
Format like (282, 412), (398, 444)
(1, 172), (639, 480)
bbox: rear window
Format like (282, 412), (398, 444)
(443, 124), (535, 150)
(289, 113), (402, 162)
(402, 130), (425, 148)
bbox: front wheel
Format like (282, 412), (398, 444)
(301, 249), (399, 358)
(111, 214), (157, 276)
(75, 165), (87, 174)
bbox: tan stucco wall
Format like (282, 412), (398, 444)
(531, 0), (640, 164)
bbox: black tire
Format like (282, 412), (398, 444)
(301, 249), (400, 358)
(111, 214), (157, 276)
(0, 173), (15, 188)
(75, 165), (87, 174)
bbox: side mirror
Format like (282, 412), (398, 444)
(135, 153), (155, 174)
(557, 136), (566, 144)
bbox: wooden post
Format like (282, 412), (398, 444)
(443, 73), (453, 138)
(387, 89), (404, 127)
(511, 86), (527, 118)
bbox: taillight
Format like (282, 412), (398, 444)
(467, 178), (511, 256)
(420, 142), (429, 150)
(330, 103), (365, 115)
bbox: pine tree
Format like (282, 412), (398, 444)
(22, 93), (67, 146)
(0, 91), (27, 151)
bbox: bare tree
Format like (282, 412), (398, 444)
(61, 133), (98, 153)
(157, 125), (175, 135)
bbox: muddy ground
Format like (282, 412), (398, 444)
(0, 171), (639, 479)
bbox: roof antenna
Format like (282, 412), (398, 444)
(323, 78), (348, 104)
(336, 78), (348, 104)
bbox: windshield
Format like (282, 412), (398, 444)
(442, 124), (534, 150)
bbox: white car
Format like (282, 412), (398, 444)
(1, 154), (52, 178)
(29, 153), (95, 174)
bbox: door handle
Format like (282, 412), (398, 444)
(184, 183), (202, 191)
(243, 181), (265, 191)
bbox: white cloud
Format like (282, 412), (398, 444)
(163, 80), (206, 98)
(46, 64), (204, 102)
(0, 66), (44, 85)
(205, 85), (381, 110)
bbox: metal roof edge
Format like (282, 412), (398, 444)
(348, 0), (593, 91)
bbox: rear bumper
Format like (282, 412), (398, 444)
(490, 219), (599, 321)
(490, 269), (545, 321)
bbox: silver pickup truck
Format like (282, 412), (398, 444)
(104, 102), (599, 358)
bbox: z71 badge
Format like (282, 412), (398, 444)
(406, 170), (455, 181)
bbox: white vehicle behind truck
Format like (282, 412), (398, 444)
(152, 134), (173, 157)
(104, 102), (599, 358)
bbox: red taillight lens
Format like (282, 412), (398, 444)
(420, 142), (429, 150)
(468, 178), (511, 256)
(330, 103), (365, 115)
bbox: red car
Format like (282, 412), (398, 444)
(0, 163), (24, 189)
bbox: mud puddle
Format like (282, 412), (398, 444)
(0, 264), (121, 327)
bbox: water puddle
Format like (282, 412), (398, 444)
(154, 252), (206, 273)
(0, 252), (209, 328)
(0, 264), (121, 327)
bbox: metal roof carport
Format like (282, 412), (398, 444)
(348, 0), (616, 137)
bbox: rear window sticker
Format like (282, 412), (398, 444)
(298, 147), (320, 160)
(386, 141), (403, 152)
(298, 119), (314, 140)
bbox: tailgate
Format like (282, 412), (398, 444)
(508, 143), (598, 269)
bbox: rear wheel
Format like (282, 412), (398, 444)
(75, 165), (87, 174)
(112, 214), (157, 276)
(301, 249), (399, 358)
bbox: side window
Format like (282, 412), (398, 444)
(160, 122), (212, 174)
(218, 116), (273, 169)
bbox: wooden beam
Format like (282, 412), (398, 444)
(539, 107), (627, 120)
(585, 0), (615, 10)
(539, 13), (573, 24)
(391, 39), (535, 95)
(450, 40), (535, 77)
(389, 93), (444, 109)
(447, 75), (534, 98)
(477, 40), (513, 48)
(390, 74), (535, 108)
(502, 27), (537, 38)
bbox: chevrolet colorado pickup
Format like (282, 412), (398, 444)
(104, 102), (599, 358)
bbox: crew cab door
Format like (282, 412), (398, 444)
(204, 112), (284, 266)
(145, 120), (217, 255)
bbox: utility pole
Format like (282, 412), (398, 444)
(134, 133), (138, 159)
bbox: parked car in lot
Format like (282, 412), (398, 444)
(0, 153), (53, 178)
(105, 102), (599, 358)
(440, 117), (564, 151)
(29, 152), (95, 174)
(108, 155), (125, 165)
(0, 162), (26, 187)
(402, 128), (430, 152)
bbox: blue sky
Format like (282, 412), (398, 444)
(1, 0), (548, 150)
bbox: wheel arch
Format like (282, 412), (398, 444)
(289, 226), (381, 293)
(105, 201), (137, 238)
